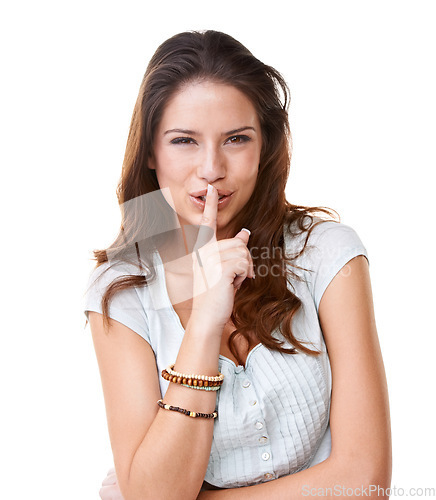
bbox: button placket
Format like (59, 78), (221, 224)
(238, 373), (273, 477)
(241, 376), (257, 407)
(253, 412), (272, 475)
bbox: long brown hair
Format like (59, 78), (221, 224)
(90, 30), (338, 363)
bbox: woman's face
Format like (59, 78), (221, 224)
(149, 81), (262, 239)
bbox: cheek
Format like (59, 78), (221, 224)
(241, 153), (260, 182)
(244, 146), (261, 170)
(156, 149), (193, 185)
(230, 149), (259, 175)
(154, 164), (191, 210)
(155, 157), (186, 186)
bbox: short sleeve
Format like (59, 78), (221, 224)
(82, 261), (150, 343)
(300, 220), (369, 312)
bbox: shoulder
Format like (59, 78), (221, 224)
(85, 259), (145, 295)
(283, 215), (369, 312)
(284, 215), (368, 262)
(83, 258), (149, 314)
(83, 258), (151, 342)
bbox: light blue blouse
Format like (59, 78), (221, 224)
(83, 217), (369, 488)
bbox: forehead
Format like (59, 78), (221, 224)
(158, 81), (260, 132)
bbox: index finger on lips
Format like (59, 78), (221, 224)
(193, 183), (218, 253)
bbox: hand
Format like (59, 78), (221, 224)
(99, 467), (124, 500)
(191, 184), (254, 330)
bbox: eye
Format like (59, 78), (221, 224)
(170, 137), (196, 145)
(225, 135), (251, 145)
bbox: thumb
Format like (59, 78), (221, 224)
(234, 227), (251, 244)
(233, 228), (255, 282)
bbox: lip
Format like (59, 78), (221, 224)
(189, 188), (234, 198)
(189, 192), (234, 210)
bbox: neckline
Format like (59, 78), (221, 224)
(153, 250), (262, 370)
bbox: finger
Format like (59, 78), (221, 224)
(233, 261), (250, 288)
(233, 228), (255, 279)
(194, 183), (218, 253)
(230, 245), (251, 287)
(233, 227), (250, 245)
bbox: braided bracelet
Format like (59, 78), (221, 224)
(157, 399), (218, 419)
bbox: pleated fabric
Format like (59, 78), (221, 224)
(204, 342), (331, 487)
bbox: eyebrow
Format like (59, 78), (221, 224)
(163, 126), (256, 136)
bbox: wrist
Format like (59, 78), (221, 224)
(187, 311), (226, 337)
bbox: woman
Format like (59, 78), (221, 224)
(83, 30), (391, 499)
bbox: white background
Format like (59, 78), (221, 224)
(1, 1), (435, 498)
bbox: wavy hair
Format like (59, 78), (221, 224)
(90, 30), (338, 364)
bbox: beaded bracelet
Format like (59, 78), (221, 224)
(181, 383), (221, 391)
(161, 364), (224, 389)
(166, 363), (225, 383)
(157, 399), (218, 419)
(161, 369), (223, 389)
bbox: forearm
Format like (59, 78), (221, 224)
(125, 315), (222, 500)
(198, 456), (390, 500)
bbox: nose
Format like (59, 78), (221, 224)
(196, 145), (226, 184)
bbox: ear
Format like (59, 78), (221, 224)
(147, 155), (156, 170)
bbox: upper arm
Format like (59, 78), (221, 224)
(88, 311), (161, 489)
(318, 255), (392, 485)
